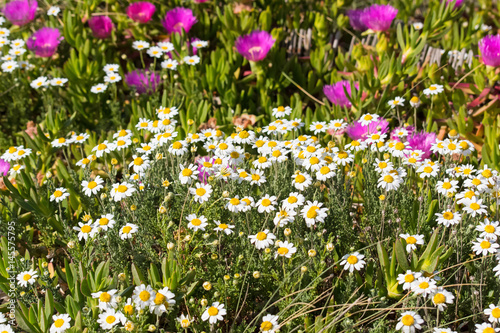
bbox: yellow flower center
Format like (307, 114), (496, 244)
(182, 169), (193, 177)
(272, 150), (281, 157)
(122, 226), (132, 234)
(288, 196), (298, 204)
(81, 225), (92, 233)
(258, 156), (267, 163)
(230, 198), (240, 205)
(87, 181), (97, 189)
(117, 185), (128, 193)
(218, 223), (228, 230)
(485, 225), (495, 233)
(404, 274), (414, 283)
(419, 281), (429, 289)
(401, 315), (414, 326)
(261, 199), (271, 207)
(320, 166), (330, 175)
(470, 203), (480, 210)
(99, 218), (109, 226)
(347, 255), (358, 264)
(99, 292), (111, 302)
(191, 219), (202, 226)
(252, 174), (260, 181)
(433, 293), (446, 304)
(423, 166), (433, 173)
(53, 190), (63, 197)
(261, 321), (273, 331)
(480, 240), (491, 249)
(139, 290), (151, 301)
(295, 175), (306, 183)
(491, 308), (500, 318)
(383, 175), (394, 183)
(363, 115), (373, 121)
(395, 142), (405, 151)
(238, 131), (249, 138)
(58, 138), (66, 143)
(106, 315), (116, 324)
(338, 152), (348, 159)
(124, 304), (134, 315)
(442, 212), (453, 220)
(154, 293), (166, 305)
(277, 247), (289, 255)
(208, 306), (219, 316)
(406, 236), (417, 244)
(172, 142), (182, 149)
(482, 170), (492, 178)
(54, 318), (65, 328)
(256, 232), (267, 241)
(23, 274), (31, 281)
(309, 157), (319, 165)
(307, 206), (319, 219)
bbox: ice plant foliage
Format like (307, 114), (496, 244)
(235, 30), (275, 62)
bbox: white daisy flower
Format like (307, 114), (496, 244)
(161, 58), (179, 70)
(192, 40), (208, 48)
(179, 164), (199, 185)
(16, 269), (38, 287)
(103, 64), (120, 73)
(411, 277), (437, 296)
(132, 40), (150, 50)
(81, 176), (104, 196)
(423, 84), (444, 95)
(158, 42), (174, 52)
(472, 237), (499, 256)
(31, 76), (49, 89)
(50, 188), (70, 202)
(301, 200), (328, 227)
(51, 137), (70, 148)
(292, 171), (312, 191)
(73, 222), (98, 241)
(189, 183), (212, 203)
(272, 106), (292, 118)
(149, 287), (176, 315)
(110, 182), (136, 201)
(396, 311), (424, 333)
(147, 46), (162, 58)
(50, 313), (71, 333)
(94, 214), (116, 231)
(259, 314), (279, 333)
(484, 304), (500, 323)
(92, 140), (115, 157)
(119, 223), (138, 239)
(91, 289), (118, 310)
(400, 233), (424, 252)
(104, 73), (122, 83)
(177, 314), (193, 328)
(214, 220), (235, 235)
(274, 241), (297, 259)
(340, 252), (366, 272)
(70, 132), (90, 143)
(90, 83), (107, 94)
(129, 154), (150, 173)
(475, 323), (500, 333)
(1, 60), (18, 73)
(50, 77), (67, 86)
(397, 270), (422, 290)
(47, 6), (61, 16)
(476, 219), (500, 241)
(184, 55), (200, 65)
(201, 302), (226, 324)
(388, 96), (405, 108)
(186, 214), (208, 231)
(256, 195), (277, 214)
(435, 210), (461, 227)
(430, 288), (455, 311)
(282, 192), (305, 210)
(462, 198), (487, 217)
(97, 309), (126, 330)
(249, 230), (276, 249)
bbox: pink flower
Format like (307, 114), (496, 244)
(162, 7), (197, 35)
(2, 0), (37, 26)
(127, 2), (156, 23)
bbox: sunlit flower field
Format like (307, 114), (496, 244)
(1, 0), (500, 332)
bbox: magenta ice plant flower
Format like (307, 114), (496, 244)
(127, 2), (156, 23)
(26, 27), (61, 57)
(479, 35), (500, 67)
(162, 7), (197, 35)
(235, 30), (275, 62)
(88, 15), (114, 39)
(2, 0), (37, 26)
(323, 81), (357, 107)
(361, 4), (398, 32)
(125, 70), (161, 95)
(346, 9), (367, 31)
(346, 119), (389, 141)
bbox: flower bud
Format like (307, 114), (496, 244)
(167, 243), (175, 250)
(326, 243), (334, 251)
(211, 254), (218, 260)
(284, 228), (291, 236)
(159, 206), (167, 214)
(118, 273), (126, 281)
(148, 325), (156, 332)
(222, 191), (229, 198)
(201, 298), (208, 306)
(301, 266), (308, 273)
(308, 249), (317, 257)
(203, 281), (212, 290)
(224, 275), (230, 281)
(253, 271), (261, 278)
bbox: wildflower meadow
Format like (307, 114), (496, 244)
(1, 0), (500, 332)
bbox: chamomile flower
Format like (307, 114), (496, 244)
(435, 211), (461, 227)
(396, 311), (424, 333)
(129, 155), (150, 173)
(81, 176), (104, 196)
(157, 42), (174, 52)
(345, 139), (367, 152)
(259, 314), (279, 332)
(132, 40), (150, 50)
(192, 40), (208, 48)
(424, 84), (444, 95)
(47, 6), (60, 16)
(50, 188), (69, 202)
(186, 214), (208, 231)
(274, 241), (297, 258)
(90, 83), (107, 93)
(472, 237), (499, 256)
(17, 269), (38, 287)
(340, 252), (366, 272)
(103, 64), (120, 73)
(189, 183), (212, 203)
(462, 198), (487, 217)
(104, 72), (122, 83)
(169, 141), (189, 156)
(417, 163), (439, 179)
(484, 304), (500, 323)
(436, 178), (459, 196)
(301, 201), (328, 227)
(202, 302), (226, 324)
(119, 223), (138, 239)
(309, 121), (328, 134)
(177, 314), (193, 328)
(273, 207), (296, 227)
(400, 234), (424, 252)
(476, 219), (500, 240)
(388, 97), (405, 108)
(97, 309), (126, 330)
(214, 221), (235, 235)
(390, 141), (412, 158)
(397, 270), (422, 290)
(8, 164), (25, 176)
(70, 132), (90, 143)
(50, 314), (71, 333)
(147, 46), (162, 58)
(149, 287), (176, 315)
(359, 113), (380, 126)
(91, 290), (118, 310)
(334, 151), (354, 166)
(256, 195), (277, 213)
(179, 164), (199, 184)
(161, 61), (177, 72)
(272, 105), (292, 118)
(475, 323), (500, 333)
(226, 196), (245, 213)
(110, 182), (136, 201)
(316, 164), (336, 181)
(92, 140), (114, 157)
(412, 277), (437, 296)
(378, 173), (403, 191)
(282, 192), (305, 209)
(31, 76), (49, 89)
(1, 60), (18, 73)
(73, 222), (98, 241)
(249, 230), (276, 249)
(292, 171), (312, 191)
(430, 288), (455, 310)
(184, 55), (200, 65)
(94, 214), (116, 231)
(50, 77), (67, 86)
(433, 328), (456, 333)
